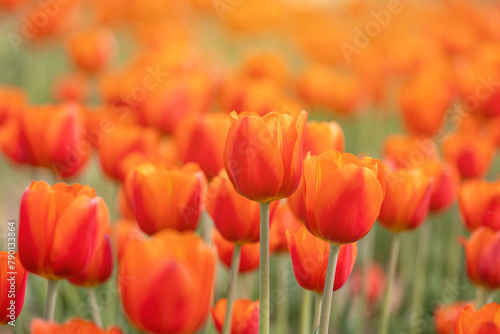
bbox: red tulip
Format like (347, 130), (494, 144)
(119, 230), (215, 333)
(68, 234), (113, 287)
(1, 251), (28, 325)
(124, 163), (206, 235)
(224, 111), (307, 203)
(287, 225), (357, 293)
(211, 299), (259, 334)
(459, 179), (500, 231)
(19, 181), (109, 280)
(301, 150), (385, 244)
(421, 160), (459, 213)
(378, 167), (434, 232)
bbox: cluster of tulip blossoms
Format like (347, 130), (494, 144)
(1, 0), (500, 333)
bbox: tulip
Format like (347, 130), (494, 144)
(442, 132), (495, 179)
(460, 227), (500, 291)
(458, 179), (500, 231)
(52, 73), (89, 103)
(213, 230), (276, 273)
(0, 103), (91, 178)
(1, 251), (28, 325)
(224, 110), (306, 334)
(302, 150), (385, 244)
(175, 113), (231, 179)
(349, 263), (386, 306)
(240, 53), (289, 85)
(434, 302), (470, 334)
(421, 160), (459, 213)
(378, 167), (434, 233)
(97, 124), (162, 181)
(211, 299), (260, 334)
(303, 121), (344, 156)
(19, 181), (109, 320)
(383, 134), (438, 169)
(110, 219), (144, 263)
(31, 318), (122, 334)
(119, 230), (215, 334)
(124, 162), (206, 235)
(0, 85), (25, 125)
(67, 27), (116, 73)
(454, 303), (500, 333)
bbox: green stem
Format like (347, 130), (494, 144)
(317, 244), (341, 334)
(276, 254), (289, 334)
(259, 202), (271, 334)
(88, 288), (103, 327)
(355, 229), (376, 334)
(379, 233), (401, 334)
(299, 290), (313, 334)
(222, 244), (241, 334)
(44, 280), (59, 322)
(313, 293), (323, 332)
(410, 223), (431, 334)
(476, 286), (487, 309)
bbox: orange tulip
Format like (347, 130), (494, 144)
(224, 111), (307, 203)
(454, 303), (500, 333)
(0, 86), (25, 125)
(119, 230), (215, 334)
(383, 134), (438, 169)
(97, 124), (161, 181)
(269, 203), (302, 252)
(175, 113), (231, 179)
(240, 53), (288, 86)
(0, 103), (91, 178)
(68, 234), (113, 287)
(459, 179), (500, 231)
(19, 181), (109, 280)
(378, 168), (434, 233)
(213, 230), (275, 273)
(211, 299), (259, 334)
(421, 160), (459, 213)
(67, 27), (116, 73)
(1, 251), (28, 325)
(52, 73), (89, 103)
(286, 226), (357, 293)
(207, 170), (278, 244)
(442, 132), (495, 179)
(434, 302), (470, 334)
(303, 121), (344, 156)
(301, 150), (385, 244)
(460, 227), (500, 289)
(31, 318), (122, 334)
(349, 263), (386, 306)
(124, 162), (206, 235)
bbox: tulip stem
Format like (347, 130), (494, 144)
(299, 290), (313, 334)
(410, 222), (431, 334)
(379, 233), (401, 334)
(88, 288), (103, 328)
(44, 279), (59, 322)
(276, 254), (289, 334)
(313, 293), (323, 332)
(222, 244), (241, 334)
(317, 244), (341, 334)
(476, 286), (487, 309)
(259, 202), (271, 334)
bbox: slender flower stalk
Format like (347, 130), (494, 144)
(259, 202), (271, 334)
(317, 244), (341, 334)
(88, 288), (102, 327)
(276, 254), (289, 334)
(313, 293), (323, 332)
(300, 290), (313, 334)
(44, 280), (59, 321)
(379, 234), (402, 334)
(476, 286), (487, 309)
(222, 244), (241, 334)
(355, 230), (376, 334)
(409, 222), (431, 334)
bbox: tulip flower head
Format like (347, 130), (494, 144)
(19, 181), (109, 280)
(31, 318), (122, 334)
(454, 303), (500, 334)
(301, 150), (385, 244)
(224, 110), (307, 203)
(459, 179), (500, 231)
(211, 299), (259, 334)
(286, 225), (357, 293)
(434, 301), (471, 334)
(1, 251), (28, 325)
